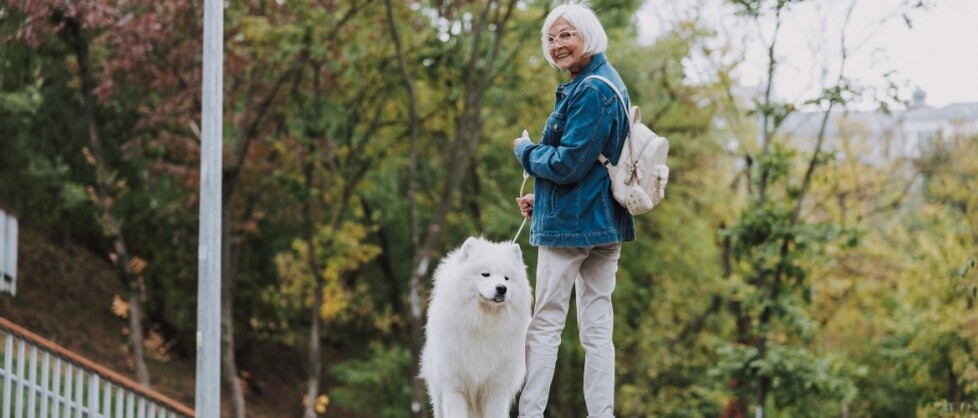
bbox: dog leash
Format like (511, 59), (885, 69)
(512, 130), (531, 244)
(512, 170), (530, 243)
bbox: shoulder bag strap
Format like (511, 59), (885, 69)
(584, 75), (630, 166)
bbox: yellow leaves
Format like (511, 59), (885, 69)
(319, 278), (348, 322)
(236, 16), (303, 60)
(302, 393), (330, 415)
(239, 16), (274, 45)
(130, 256), (147, 275)
(144, 327), (172, 362)
(316, 394), (330, 414)
(273, 221), (382, 323)
(272, 139), (292, 159)
(82, 146), (97, 166)
(67, 76), (82, 90)
(793, 133), (978, 403)
(111, 294), (129, 318)
(64, 55), (79, 76)
(369, 304), (398, 334)
(113, 295), (172, 361)
(320, 222), (381, 283)
(317, 222), (380, 322)
(109, 254), (148, 276)
(274, 251), (306, 287)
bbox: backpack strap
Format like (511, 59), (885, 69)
(584, 75), (630, 167)
(585, 75), (628, 115)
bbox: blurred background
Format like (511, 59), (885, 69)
(0, 0), (975, 417)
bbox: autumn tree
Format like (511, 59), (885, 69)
(372, 0), (550, 414)
(3, 0), (202, 387)
(706, 0), (937, 416)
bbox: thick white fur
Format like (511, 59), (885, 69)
(420, 236), (533, 418)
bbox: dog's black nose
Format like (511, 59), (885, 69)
(495, 285), (507, 296)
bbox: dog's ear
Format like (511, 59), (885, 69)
(509, 243), (523, 261)
(460, 236), (479, 260)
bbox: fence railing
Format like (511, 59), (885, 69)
(0, 208), (17, 296)
(0, 316), (195, 418)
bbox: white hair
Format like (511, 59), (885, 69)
(540, 2), (609, 68)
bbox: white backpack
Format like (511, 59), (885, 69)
(586, 75), (670, 216)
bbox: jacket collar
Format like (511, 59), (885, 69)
(557, 52), (607, 93)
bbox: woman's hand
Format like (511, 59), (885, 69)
(514, 129), (532, 149)
(516, 194), (535, 218)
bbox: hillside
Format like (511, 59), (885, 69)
(0, 226), (323, 417)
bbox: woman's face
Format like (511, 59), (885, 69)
(546, 18), (589, 75)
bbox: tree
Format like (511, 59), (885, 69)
(281, 2), (398, 415)
(378, 0), (544, 414)
(710, 0), (934, 416)
(805, 128), (978, 416)
(4, 0), (192, 387)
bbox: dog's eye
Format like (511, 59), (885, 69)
(481, 273), (490, 277)
(504, 276), (510, 281)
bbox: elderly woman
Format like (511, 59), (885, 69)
(512, 2), (633, 418)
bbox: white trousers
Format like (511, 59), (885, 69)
(518, 243), (621, 418)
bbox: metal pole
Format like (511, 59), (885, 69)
(195, 0), (223, 414)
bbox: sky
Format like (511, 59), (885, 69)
(636, 0), (978, 108)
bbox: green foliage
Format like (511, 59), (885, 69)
(712, 343), (859, 417)
(330, 343), (413, 418)
(748, 101), (796, 131)
(0, 25), (97, 234)
(3, 1), (976, 417)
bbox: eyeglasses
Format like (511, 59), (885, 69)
(542, 30), (578, 47)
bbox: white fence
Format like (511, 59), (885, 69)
(0, 208), (16, 296)
(0, 317), (194, 418)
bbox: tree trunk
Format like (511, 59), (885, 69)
(216, 51), (294, 418)
(126, 284), (150, 385)
(303, 277), (324, 418)
(384, 0), (427, 415)
(384, 1), (521, 415)
(301, 71), (325, 417)
(755, 338), (768, 418)
(947, 357), (962, 404)
(66, 16), (151, 387)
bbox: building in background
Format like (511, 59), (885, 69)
(780, 90), (978, 164)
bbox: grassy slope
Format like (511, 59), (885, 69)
(0, 227), (326, 417)
(0, 227), (197, 406)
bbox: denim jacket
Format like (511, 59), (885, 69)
(514, 53), (635, 247)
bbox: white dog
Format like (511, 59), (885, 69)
(420, 236), (533, 418)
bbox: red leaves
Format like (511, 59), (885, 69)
(9, 1), (112, 44)
(13, 1), (199, 98)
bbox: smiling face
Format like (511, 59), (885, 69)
(545, 18), (591, 77)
